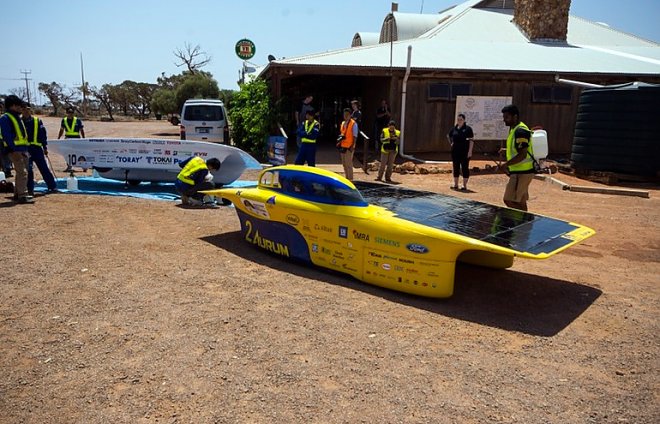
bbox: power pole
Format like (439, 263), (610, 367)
(80, 52), (87, 116)
(20, 69), (32, 105)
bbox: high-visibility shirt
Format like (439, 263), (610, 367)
(380, 128), (400, 153)
(177, 156), (208, 185)
(63, 116), (80, 137)
(301, 119), (320, 143)
(506, 121), (534, 173)
(2, 112), (28, 148)
(26, 117), (44, 147)
(339, 118), (356, 149)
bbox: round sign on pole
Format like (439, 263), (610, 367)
(235, 39), (256, 60)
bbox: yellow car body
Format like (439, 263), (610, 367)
(205, 165), (595, 298)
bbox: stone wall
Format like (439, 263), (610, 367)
(514, 0), (571, 41)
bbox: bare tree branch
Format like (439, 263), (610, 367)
(173, 42), (212, 75)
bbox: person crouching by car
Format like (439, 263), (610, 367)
(376, 120), (400, 183)
(175, 156), (221, 207)
(337, 108), (358, 181)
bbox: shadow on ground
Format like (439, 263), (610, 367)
(201, 231), (602, 337)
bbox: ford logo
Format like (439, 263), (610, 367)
(406, 243), (429, 254)
(286, 214), (300, 225)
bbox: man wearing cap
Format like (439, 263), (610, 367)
(0, 95), (34, 204)
(58, 107), (85, 171)
(23, 106), (58, 195)
(58, 107), (85, 140)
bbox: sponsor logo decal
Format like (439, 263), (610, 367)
(406, 243), (430, 254)
(311, 243), (318, 253)
(286, 214), (300, 226)
(382, 263), (391, 271)
(375, 236), (399, 247)
(146, 156), (173, 165)
(352, 230), (369, 241)
(338, 226), (348, 238)
(116, 156), (142, 163)
(244, 221), (289, 257)
(314, 224), (332, 233)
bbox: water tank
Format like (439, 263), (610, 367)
(571, 82), (660, 176)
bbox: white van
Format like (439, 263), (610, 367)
(179, 99), (229, 143)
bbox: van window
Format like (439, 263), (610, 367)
(183, 105), (224, 121)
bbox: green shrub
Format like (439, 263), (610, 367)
(228, 78), (274, 161)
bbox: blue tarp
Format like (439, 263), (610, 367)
(34, 177), (256, 202)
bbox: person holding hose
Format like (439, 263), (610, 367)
(499, 104), (534, 211)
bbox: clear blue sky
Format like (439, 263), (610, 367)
(2, 0), (659, 104)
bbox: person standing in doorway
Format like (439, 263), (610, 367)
(23, 106), (58, 195)
(295, 95), (314, 148)
(498, 104), (534, 211)
(447, 113), (474, 191)
(374, 99), (391, 147)
(376, 120), (400, 183)
(0, 95), (33, 204)
(337, 108), (358, 181)
(294, 110), (320, 167)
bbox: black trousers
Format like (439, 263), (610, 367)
(178, 181), (215, 200)
(451, 152), (470, 178)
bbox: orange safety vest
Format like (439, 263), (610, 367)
(339, 119), (356, 149)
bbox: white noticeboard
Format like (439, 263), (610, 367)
(455, 96), (512, 140)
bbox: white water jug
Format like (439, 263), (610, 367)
(531, 130), (548, 160)
(67, 174), (78, 191)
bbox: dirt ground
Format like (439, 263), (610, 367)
(1, 117), (658, 423)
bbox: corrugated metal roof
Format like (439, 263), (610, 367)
(266, 1), (660, 77)
(351, 32), (380, 47)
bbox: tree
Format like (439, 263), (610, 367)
(174, 43), (211, 75)
(218, 89), (236, 108)
(90, 84), (115, 120)
(151, 89), (178, 116)
(228, 78), (274, 160)
(174, 73), (220, 111)
(127, 81), (157, 119)
(38, 82), (64, 115)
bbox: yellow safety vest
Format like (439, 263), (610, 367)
(63, 116), (80, 137)
(301, 120), (319, 143)
(506, 121), (534, 173)
(27, 117), (43, 147)
(3, 113), (28, 147)
(177, 156), (208, 185)
(381, 128), (400, 153)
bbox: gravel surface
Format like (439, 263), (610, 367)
(1, 117), (658, 423)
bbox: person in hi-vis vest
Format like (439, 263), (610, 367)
(58, 107), (86, 172)
(498, 104), (535, 211)
(376, 120), (400, 183)
(58, 107), (85, 139)
(294, 110), (319, 167)
(175, 156), (221, 207)
(337, 108), (358, 181)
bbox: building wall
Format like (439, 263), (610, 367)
(396, 72), (658, 156)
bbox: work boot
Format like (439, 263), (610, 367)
(181, 194), (190, 205)
(17, 196), (35, 204)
